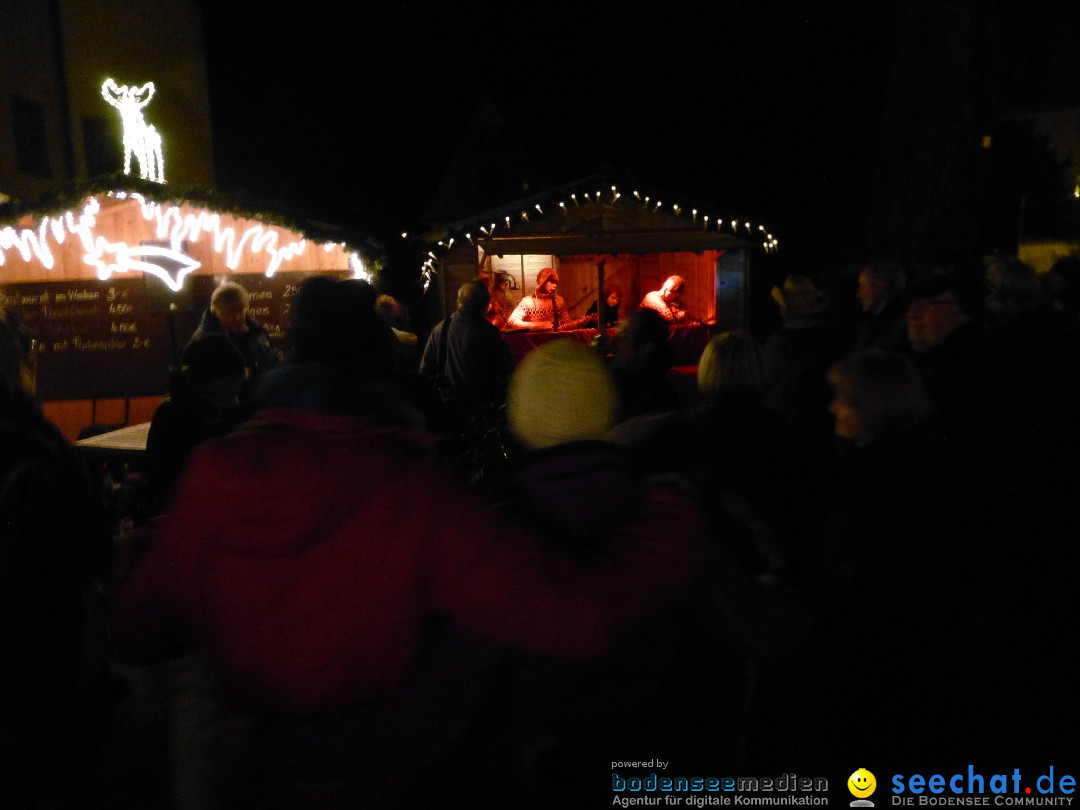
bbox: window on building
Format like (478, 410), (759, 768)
(10, 95), (51, 178)
(83, 115), (121, 177)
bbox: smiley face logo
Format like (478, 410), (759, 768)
(848, 768), (877, 798)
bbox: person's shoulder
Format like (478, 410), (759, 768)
(0, 405), (69, 462)
(245, 318), (272, 338)
(148, 395), (181, 424)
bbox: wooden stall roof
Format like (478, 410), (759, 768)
(477, 230), (753, 256)
(0, 175), (387, 408)
(0, 172), (387, 272)
(416, 169), (779, 284)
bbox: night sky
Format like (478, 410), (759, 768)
(197, 3), (893, 259)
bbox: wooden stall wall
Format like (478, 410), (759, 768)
(3, 269), (351, 441)
(486, 253), (555, 315)
(556, 256), (639, 318)
(636, 251), (719, 324)
(556, 251), (720, 322)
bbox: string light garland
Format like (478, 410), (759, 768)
(409, 179), (781, 284)
(0, 192), (369, 291)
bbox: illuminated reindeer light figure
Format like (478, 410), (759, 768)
(101, 78), (165, 183)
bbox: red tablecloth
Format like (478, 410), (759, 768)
(501, 322), (711, 367)
(500, 328), (600, 364)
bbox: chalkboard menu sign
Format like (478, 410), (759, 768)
(0, 270), (351, 401)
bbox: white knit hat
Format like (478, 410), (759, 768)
(508, 339), (619, 450)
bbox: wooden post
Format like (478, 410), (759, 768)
(597, 259), (605, 330)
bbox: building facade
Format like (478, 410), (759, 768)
(0, 0), (215, 206)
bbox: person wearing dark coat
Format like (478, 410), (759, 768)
(611, 330), (804, 583)
(419, 279), (512, 432)
(748, 349), (966, 771)
(904, 265), (1072, 762)
(762, 275), (845, 467)
(188, 281), (279, 398)
(145, 332), (248, 514)
(481, 339), (722, 805)
(609, 307), (681, 422)
(0, 309), (111, 807)
(853, 258), (909, 352)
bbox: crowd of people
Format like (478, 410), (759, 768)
(1, 252), (1078, 807)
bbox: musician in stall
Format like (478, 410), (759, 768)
(586, 283), (624, 329)
(641, 275), (693, 324)
(507, 268), (594, 332)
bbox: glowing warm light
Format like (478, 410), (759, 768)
(349, 253), (370, 282)
(84, 241), (201, 291)
(101, 78), (165, 183)
(413, 183), (783, 281)
(0, 192), (360, 290)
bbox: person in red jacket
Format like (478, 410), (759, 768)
(110, 276), (706, 805)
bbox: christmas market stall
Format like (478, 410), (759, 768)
(0, 178), (382, 443)
(415, 171), (780, 402)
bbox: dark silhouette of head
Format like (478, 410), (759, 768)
(457, 280), (491, 316)
(0, 307), (35, 403)
(611, 307), (673, 373)
(697, 331), (767, 399)
(828, 349), (933, 445)
(288, 276), (395, 369)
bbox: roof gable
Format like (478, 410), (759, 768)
(417, 170), (779, 287)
